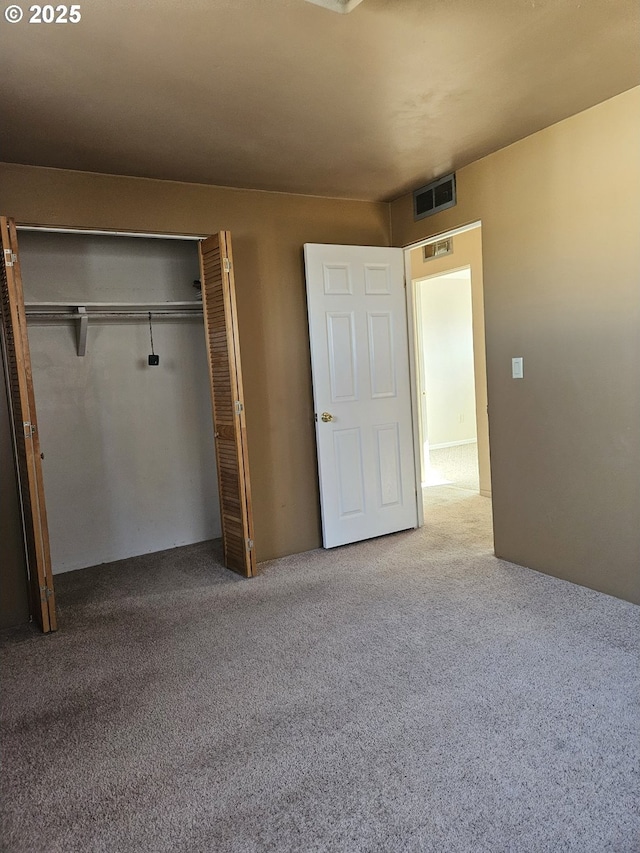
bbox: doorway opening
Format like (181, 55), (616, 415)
(416, 266), (479, 490)
(404, 222), (492, 532)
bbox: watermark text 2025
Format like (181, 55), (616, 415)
(4, 5), (82, 24)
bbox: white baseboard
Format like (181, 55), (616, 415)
(429, 438), (477, 450)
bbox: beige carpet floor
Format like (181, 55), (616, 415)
(1, 487), (638, 852)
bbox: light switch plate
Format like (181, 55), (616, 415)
(512, 357), (523, 379)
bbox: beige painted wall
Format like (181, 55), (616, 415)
(411, 227), (490, 496)
(0, 164), (390, 565)
(392, 87), (640, 604)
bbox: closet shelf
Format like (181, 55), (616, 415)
(25, 300), (204, 317)
(24, 301), (204, 357)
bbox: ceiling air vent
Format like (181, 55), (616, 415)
(413, 173), (456, 221)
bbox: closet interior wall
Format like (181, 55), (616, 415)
(19, 231), (221, 575)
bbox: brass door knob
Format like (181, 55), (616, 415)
(321, 412), (335, 423)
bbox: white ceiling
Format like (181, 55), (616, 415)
(1, 0), (638, 201)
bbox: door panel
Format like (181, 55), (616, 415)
(368, 312), (396, 397)
(199, 232), (256, 577)
(0, 217), (56, 632)
(327, 312), (357, 401)
(334, 427), (365, 518)
(304, 243), (418, 548)
(375, 423), (403, 506)
(364, 263), (392, 294)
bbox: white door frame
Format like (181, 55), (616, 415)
(402, 221), (483, 527)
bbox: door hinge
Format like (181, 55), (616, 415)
(4, 249), (17, 267)
(234, 401), (244, 414)
(40, 585), (53, 601)
(223, 258), (231, 273)
(23, 421), (36, 439)
(246, 538), (254, 552)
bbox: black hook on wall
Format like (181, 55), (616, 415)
(148, 312), (159, 366)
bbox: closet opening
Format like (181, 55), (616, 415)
(1, 220), (255, 632)
(20, 228), (221, 576)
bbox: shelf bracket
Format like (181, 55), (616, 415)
(76, 306), (88, 357)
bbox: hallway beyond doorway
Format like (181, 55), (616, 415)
(424, 441), (480, 492)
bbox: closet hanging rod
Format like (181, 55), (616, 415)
(26, 312), (202, 321)
(23, 302), (204, 357)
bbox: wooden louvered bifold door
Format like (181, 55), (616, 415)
(199, 232), (256, 577)
(0, 217), (56, 632)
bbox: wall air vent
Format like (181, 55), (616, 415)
(413, 173), (456, 221)
(423, 238), (453, 261)
(304, 0), (365, 11)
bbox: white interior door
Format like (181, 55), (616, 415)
(304, 243), (418, 548)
